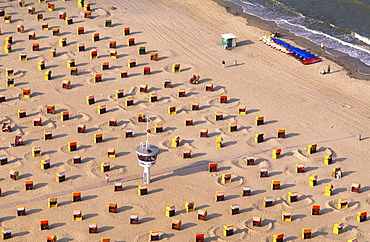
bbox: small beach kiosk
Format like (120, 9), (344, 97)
(221, 33), (237, 48)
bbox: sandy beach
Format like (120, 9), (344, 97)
(0, 0), (370, 241)
(214, 0), (370, 81)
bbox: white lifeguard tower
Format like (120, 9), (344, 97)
(221, 33), (237, 48)
(135, 111), (160, 184)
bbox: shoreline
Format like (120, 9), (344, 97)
(212, 0), (370, 80)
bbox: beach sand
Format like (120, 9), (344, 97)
(0, 0), (369, 241)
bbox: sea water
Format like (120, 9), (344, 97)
(226, 0), (370, 75)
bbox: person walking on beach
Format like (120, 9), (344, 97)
(233, 60), (237, 66)
(105, 174), (110, 183)
(222, 60), (225, 67)
(320, 42), (324, 51)
(327, 65), (331, 73)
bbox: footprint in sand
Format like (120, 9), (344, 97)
(230, 157), (267, 169)
(216, 174), (244, 188)
(97, 120), (127, 132)
(160, 139), (173, 149)
(91, 163), (127, 178)
(364, 196), (370, 205)
(135, 231), (172, 242)
(1, 153), (23, 167)
(326, 198), (360, 211)
(188, 85), (205, 93)
(218, 125), (249, 137)
(127, 86), (138, 96)
(218, 100), (240, 109)
(292, 149), (310, 162)
(282, 164), (314, 179)
(93, 8), (111, 19)
(23, 151), (41, 162)
(295, 146), (333, 162)
(75, 112), (93, 122)
(315, 225), (360, 241)
(251, 198), (283, 212)
(281, 196), (314, 209)
(244, 218), (274, 232)
(60, 143), (92, 154)
(344, 214), (357, 222)
(163, 136), (197, 149)
(207, 226), (247, 242)
(258, 159), (272, 169)
(44, 120), (57, 129)
(163, 63), (192, 73)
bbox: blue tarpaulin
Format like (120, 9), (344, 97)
(272, 38), (319, 61)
